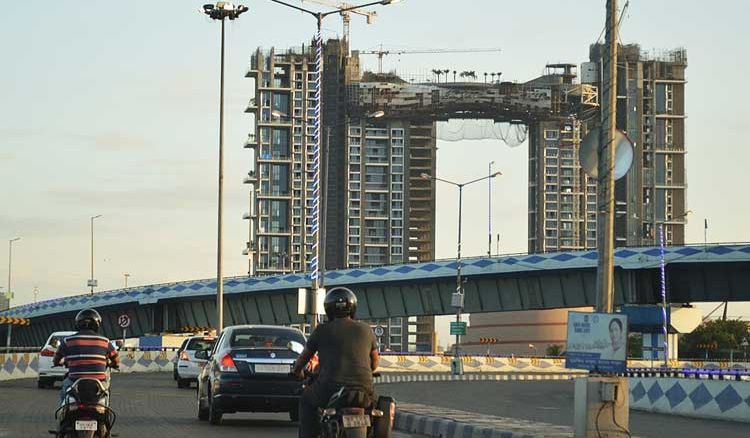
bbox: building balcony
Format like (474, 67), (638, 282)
(244, 134), (257, 149)
(244, 98), (258, 113)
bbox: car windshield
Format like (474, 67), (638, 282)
(186, 338), (215, 351)
(229, 328), (304, 349)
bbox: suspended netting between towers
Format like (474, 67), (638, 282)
(436, 120), (528, 147)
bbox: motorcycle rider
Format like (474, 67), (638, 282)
(291, 287), (379, 438)
(53, 308), (120, 405)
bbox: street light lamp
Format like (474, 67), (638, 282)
(421, 170), (502, 375)
(5, 237), (20, 350)
(201, 2), (249, 332)
(656, 209), (691, 368)
(266, 0), (401, 329)
(89, 215), (102, 295)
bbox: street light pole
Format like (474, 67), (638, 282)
(657, 209), (691, 368)
(266, 0), (401, 330)
(124, 273), (130, 288)
(201, 2), (249, 332)
(422, 171), (501, 375)
(5, 237), (20, 350)
(488, 161), (495, 257)
(89, 215), (102, 295)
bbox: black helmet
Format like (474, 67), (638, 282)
(75, 308), (102, 332)
(324, 287), (357, 320)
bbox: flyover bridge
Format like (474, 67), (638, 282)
(1, 243), (749, 346)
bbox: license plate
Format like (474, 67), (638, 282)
(254, 364), (291, 374)
(75, 420), (98, 431)
(342, 415), (371, 428)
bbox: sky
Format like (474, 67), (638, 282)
(1, 1), (749, 321)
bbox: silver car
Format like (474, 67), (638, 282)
(176, 336), (216, 388)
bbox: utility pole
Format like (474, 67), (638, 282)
(595, 0), (618, 314)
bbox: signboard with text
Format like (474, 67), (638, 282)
(565, 311), (628, 373)
(450, 321), (467, 336)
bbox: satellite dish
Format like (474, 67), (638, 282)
(579, 129), (634, 180)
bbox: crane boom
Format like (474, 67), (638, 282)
(358, 47), (503, 74)
(299, 0), (377, 42)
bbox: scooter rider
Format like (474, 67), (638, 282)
(53, 308), (120, 404)
(292, 287), (379, 438)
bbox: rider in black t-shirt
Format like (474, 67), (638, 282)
(292, 287), (379, 438)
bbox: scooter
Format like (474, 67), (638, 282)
(50, 365), (118, 438)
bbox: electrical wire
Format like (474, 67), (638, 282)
(595, 401), (607, 438)
(611, 401), (632, 437)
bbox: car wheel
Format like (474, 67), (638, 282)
(198, 389), (210, 421)
(177, 378), (190, 389)
(373, 396), (395, 438)
(173, 367), (178, 381)
(289, 406), (299, 422)
(37, 379), (46, 389)
(208, 393), (223, 425)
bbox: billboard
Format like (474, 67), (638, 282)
(565, 311), (628, 373)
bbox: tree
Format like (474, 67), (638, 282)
(545, 344), (564, 357)
(432, 69), (442, 83)
(679, 319), (750, 359)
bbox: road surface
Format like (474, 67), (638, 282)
(380, 380), (747, 438)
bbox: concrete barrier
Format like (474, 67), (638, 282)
(0, 351), (178, 381)
(629, 377), (750, 423)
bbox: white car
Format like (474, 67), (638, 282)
(37, 331), (76, 389)
(176, 336), (216, 388)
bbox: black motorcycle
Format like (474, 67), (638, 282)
(303, 369), (395, 438)
(50, 368), (117, 437)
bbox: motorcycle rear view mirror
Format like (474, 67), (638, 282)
(50, 339), (61, 349)
(287, 341), (304, 355)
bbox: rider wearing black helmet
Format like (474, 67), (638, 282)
(292, 287), (379, 438)
(53, 309), (120, 404)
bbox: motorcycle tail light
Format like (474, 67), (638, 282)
(322, 408), (336, 416)
(219, 354), (237, 372)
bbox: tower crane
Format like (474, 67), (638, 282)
(358, 47), (503, 74)
(300, 0), (378, 42)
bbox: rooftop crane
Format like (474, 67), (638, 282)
(358, 47), (503, 74)
(300, 0), (378, 43)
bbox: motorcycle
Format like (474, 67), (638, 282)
(50, 364), (118, 438)
(301, 367), (396, 438)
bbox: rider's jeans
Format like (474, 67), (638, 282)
(59, 377), (73, 405)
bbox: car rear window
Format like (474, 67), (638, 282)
(229, 328), (305, 348)
(46, 336), (66, 348)
(186, 338), (215, 351)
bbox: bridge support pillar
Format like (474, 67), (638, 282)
(574, 376), (629, 437)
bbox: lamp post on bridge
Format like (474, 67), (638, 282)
(271, 109), (384, 326)
(265, 0), (401, 329)
(421, 171), (502, 375)
(5, 237), (21, 350)
(656, 209), (691, 368)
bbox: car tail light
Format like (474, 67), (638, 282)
(40, 349), (56, 357)
(219, 354), (237, 372)
(180, 351), (189, 361)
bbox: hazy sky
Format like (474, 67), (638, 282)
(1, 1), (749, 318)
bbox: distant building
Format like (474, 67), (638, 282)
(528, 46), (688, 252)
(462, 307), (593, 356)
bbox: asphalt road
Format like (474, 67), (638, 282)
(0, 374), (416, 438)
(379, 380), (748, 438)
